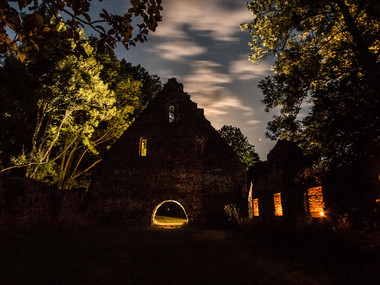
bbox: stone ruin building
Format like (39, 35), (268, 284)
(88, 78), (247, 226)
(1, 78), (376, 229)
(248, 140), (379, 228)
(247, 140), (325, 221)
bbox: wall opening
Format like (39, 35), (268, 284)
(273, 192), (283, 216)
(151, 200), (188, 228)
(139, 137), (147, 156)
(169, 105), (175, 123)
(307, 186), (325, 218)
(248, 182), (253, 219)
(196, 137), (204, 156)
(253, 198), (259, 217)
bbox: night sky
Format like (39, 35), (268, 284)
(92, 0), (277, 158)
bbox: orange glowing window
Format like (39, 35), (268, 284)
(307, 186), (325, 218)
(273, 193), (283, 216)
(169, 105), (175, 123)
(139, 138), (147, 156)
(253, 198), (259, 217)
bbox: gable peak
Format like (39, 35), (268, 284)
(164, 78), (184, 93)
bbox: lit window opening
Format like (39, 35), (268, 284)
(307, 186), (325, 218)
(274, 192), (283, 216)
(139, 138), (147, 156)
(253, 198), (259, 217)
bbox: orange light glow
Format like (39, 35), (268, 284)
(308, 186), (325, 218)
(273, 193), (283, 216)
(253, 198), (259, 217)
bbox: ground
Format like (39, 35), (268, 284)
(0, 224), (378, 284)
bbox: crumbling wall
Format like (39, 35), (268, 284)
(247, 140), (306, 220)
(0, 174), (88, 227)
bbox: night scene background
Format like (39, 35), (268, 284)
(0, 0), (379, 284)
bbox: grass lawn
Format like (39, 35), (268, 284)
(0, 224), (378, 284)
(153, 215), (188, 227)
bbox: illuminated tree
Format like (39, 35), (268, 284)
(218, 125), (259, 167)
(0, 0), (162, 61)
(0, 18), (160, 189)
(242, 0), (380, 168)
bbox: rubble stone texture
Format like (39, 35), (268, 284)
(89, 79), (247, 226)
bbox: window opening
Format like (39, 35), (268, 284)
(248, 182), (253, 219)
(139, 138), (147, 156)
(196, 138), (204, 155)
(253, 198), (259, 217)
(274, 192), (283, 216)
(307, 186), (325, 218)
(169, 105), (175, 123)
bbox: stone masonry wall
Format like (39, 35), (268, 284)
(89, 79), (247, 226)
(0, 174), (87, 227)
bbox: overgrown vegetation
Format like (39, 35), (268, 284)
(242, 0), (380, 169)
(0, 8), (161, 189)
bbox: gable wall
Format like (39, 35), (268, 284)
(89, 79), (246, 225)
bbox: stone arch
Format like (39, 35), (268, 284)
(151, 200), (189, 228)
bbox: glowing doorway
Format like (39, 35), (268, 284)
(151, 200), (188, 228)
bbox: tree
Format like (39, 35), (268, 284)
(0, 0), (162, 61)
(0, 17), (160, 189)
(218, 125), (259, 167)
(242, 0), (380, 168)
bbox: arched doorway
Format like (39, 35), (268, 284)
(151, 200), (188, 228)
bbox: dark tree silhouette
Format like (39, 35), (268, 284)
(0, 0), (162, 60)
(218, 125), (259, 167)
(242, 0), (380, 168)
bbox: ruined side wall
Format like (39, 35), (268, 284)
(0, 174), (87, 227)
(248, 140), (306, 220)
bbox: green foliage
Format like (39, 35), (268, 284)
(218, 125), (260, 167)
(242, 0), (380, 168)
(0, 16), (161, 189)
(0, 0), (163, 61)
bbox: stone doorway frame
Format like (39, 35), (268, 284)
(151, 200), (189, 228)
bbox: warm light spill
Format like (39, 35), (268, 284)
(253, 198), (259, 217)
(273, 193), (283, 216)
(153, 216), (187, 227)
(248, 182), (253, 219)
(308, 186), (325, 218)
(151, 200), (189, 229)
(139, 138), (147, 156)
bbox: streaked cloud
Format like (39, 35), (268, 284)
(152, 40), (207, 61)
(154, 0), (251, 42)
(230, 56), (272, 80)
(184, 61), (231, 85)
(246, 120), (261, 125)
(182, 60), (253, 118)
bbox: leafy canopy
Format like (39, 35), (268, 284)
(242, 0), (380, 168)
(0, 0), (163, 61)
(218, 125), (260, 167)
(0, 15), (161, 189)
